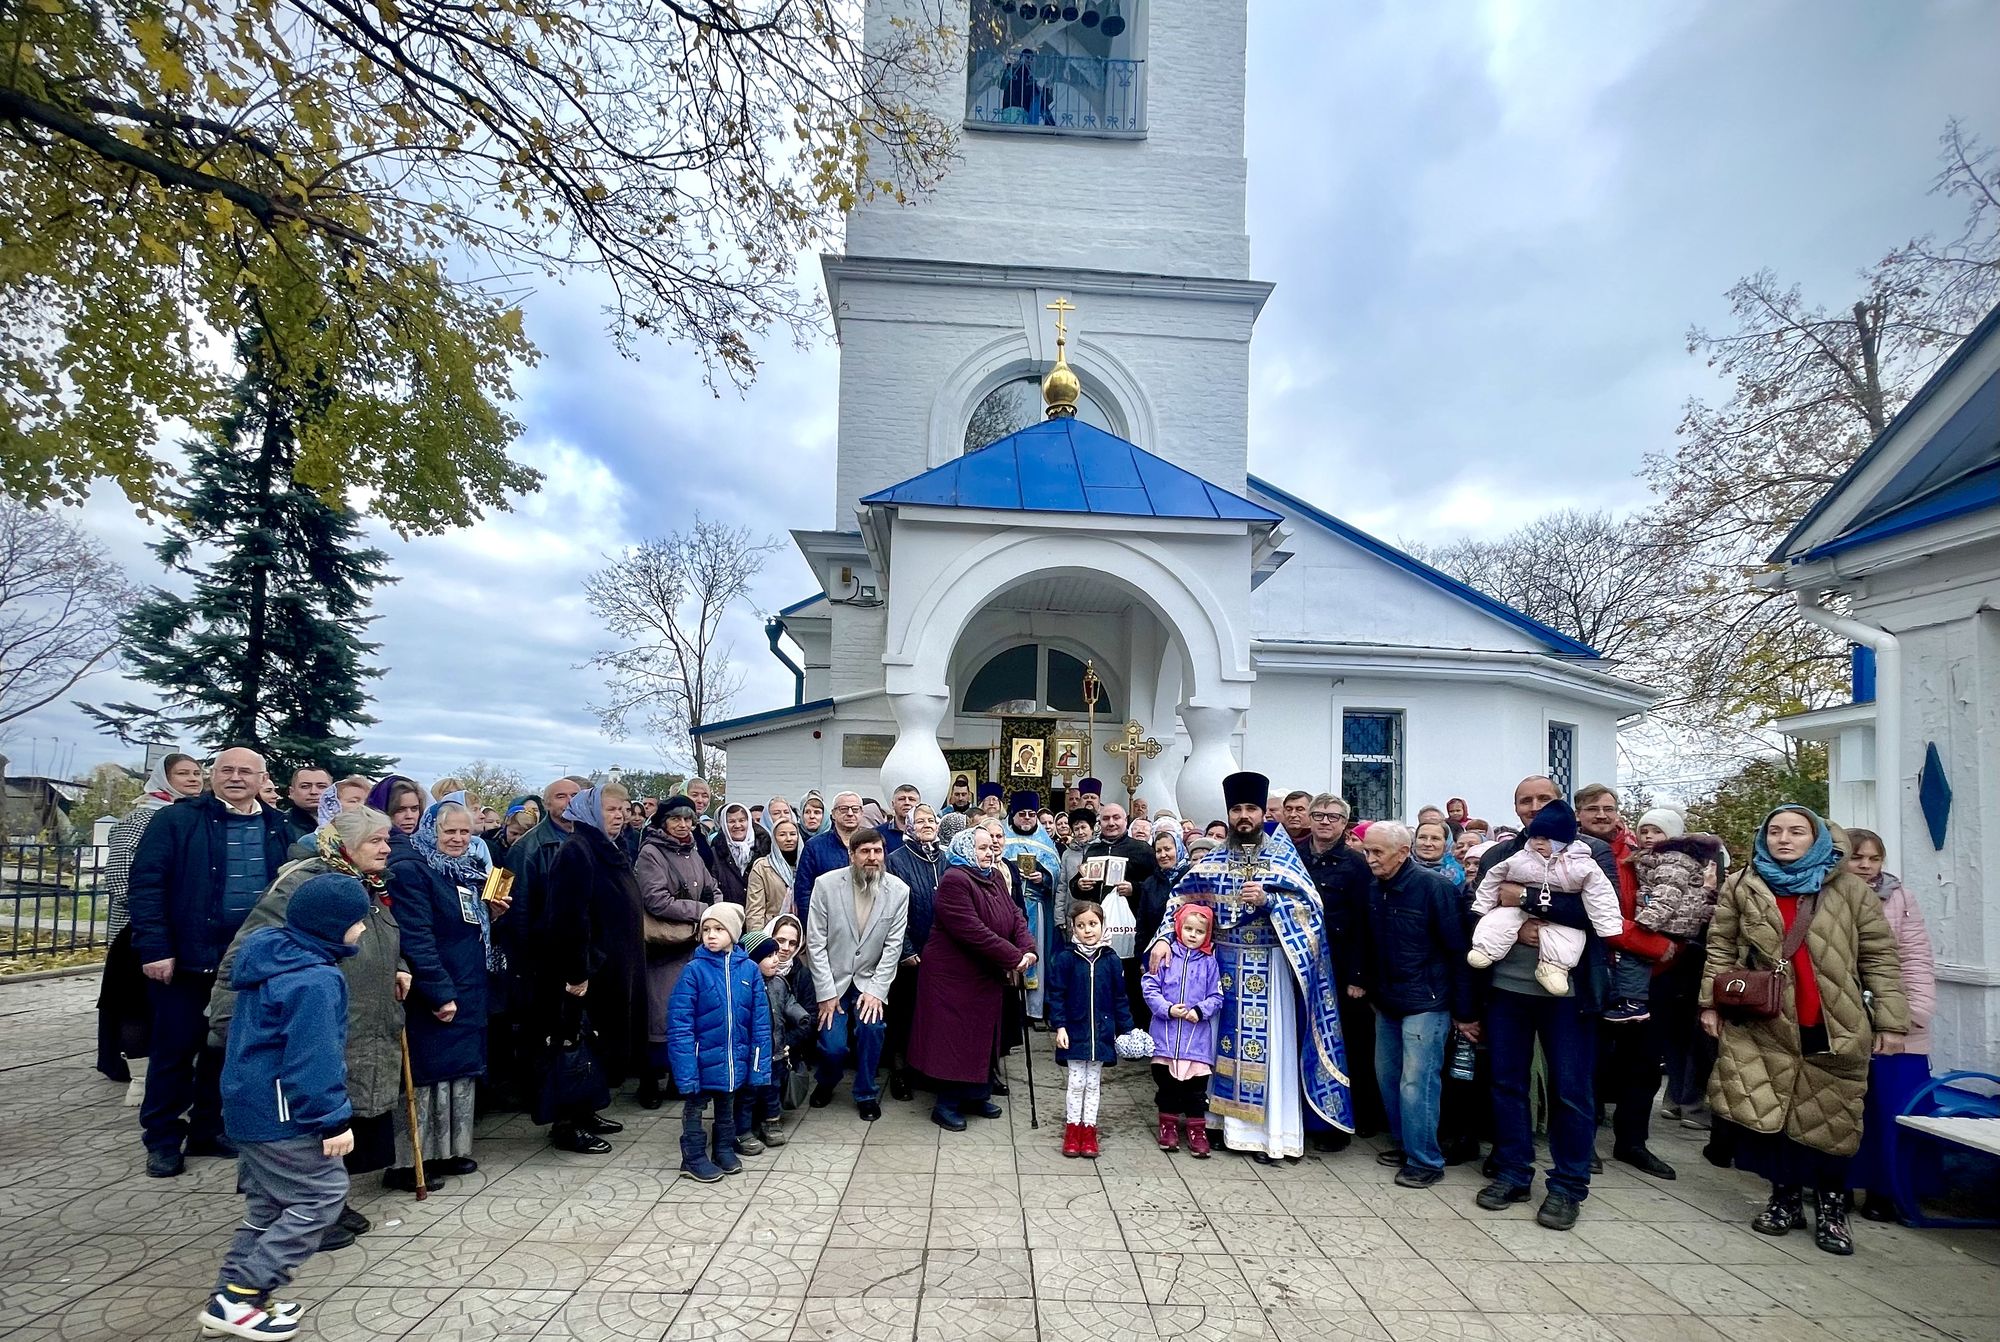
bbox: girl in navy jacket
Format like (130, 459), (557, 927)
(1047, 901), (1135, 1159)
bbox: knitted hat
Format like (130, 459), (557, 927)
(701, 903), (745, 944)
(1524, 798), (1579, 846)
(1636, 808), (1686, 840)
(661, 794), (697, 817)
(286, 873), (370, 948)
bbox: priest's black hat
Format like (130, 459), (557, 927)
(1078, 777), (1102, 796)
(1222, 771), (1270, 810)
(1009, 790), (1041, 817)
(977, 781), (1003, 802)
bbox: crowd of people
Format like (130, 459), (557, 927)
(88, 750), (1936, 1340)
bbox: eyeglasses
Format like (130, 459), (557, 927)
(1309, 811), (1342, 821)
(832, 805), (861, 815)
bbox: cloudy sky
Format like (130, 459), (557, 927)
(12, 0), (2000, 789)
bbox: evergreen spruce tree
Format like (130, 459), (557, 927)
(83, 338), (396, 776)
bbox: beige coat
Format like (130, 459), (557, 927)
(745, 855), (795, 931)
(1700, 865), (1908, 1155)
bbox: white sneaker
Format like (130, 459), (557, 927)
(198, 1294), (299, 1338)
(1466, 949), (1496, 969)
(1533, 964), (1573, 996)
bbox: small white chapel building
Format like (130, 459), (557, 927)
(698, 0), (1656, 823)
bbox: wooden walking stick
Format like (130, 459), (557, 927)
(398, 1029), (428, 1201)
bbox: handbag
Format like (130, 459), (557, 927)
(533, 1004), (611, 1125)
(643, 910), (695, 949)
(1712, 885), (1816, 1021)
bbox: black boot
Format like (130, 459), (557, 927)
(1814, 1190), (1854, 1255)
(754, 1118), (788, 1148)
(889, 1070), (913, 1102)
(636, 1075), (664, 1110)
(1752, 1184), (1804, 1237)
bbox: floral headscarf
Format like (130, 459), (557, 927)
(946, 827), (993, 872)
(316, 825), (387, 894)
(415, 801), (489, 886)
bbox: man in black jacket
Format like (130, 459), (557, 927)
(1359, 821), (1477, 1189)
(1067, 801), (1157, 911)
(280, 765), (332, 839)
(127, 747), (296, 1177)
(1298, 793), (1379, 1147)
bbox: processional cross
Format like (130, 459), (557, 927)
(1107, 719), (1162, 800)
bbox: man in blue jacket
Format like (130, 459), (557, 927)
(1359, 822), (1477, 1191)
(128, 747), (297, 1178)
(791, 791), (861, 927)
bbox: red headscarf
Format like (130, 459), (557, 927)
(1172, 903), (1214, 954)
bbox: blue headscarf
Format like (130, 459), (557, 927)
(415, 801), (490, 886)
(946, 827), (992, 871)
(568, 786), (606, 835)
(1751, 804), (1840, 896)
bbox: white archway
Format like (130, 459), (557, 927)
(877, 522), (1253, 815)
(924, 331), (1159, 468)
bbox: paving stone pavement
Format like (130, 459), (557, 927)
(4, 973), (1999, 1341)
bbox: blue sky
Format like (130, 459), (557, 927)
(12, 0), (2000, 790)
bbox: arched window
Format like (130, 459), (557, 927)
(961, 643), (1114, 716)
(964, 376), (1114, 454)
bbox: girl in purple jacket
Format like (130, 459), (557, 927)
(1142, 904), (1224, 1157)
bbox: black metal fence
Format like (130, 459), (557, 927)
(2, 843), (109, 959)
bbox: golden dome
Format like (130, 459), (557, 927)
(1042, 295), (1080, 420)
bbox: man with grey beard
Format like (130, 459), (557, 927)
(804, 828), (909, 1122)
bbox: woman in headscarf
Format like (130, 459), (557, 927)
(633, 794), (721, 1108)
(384, 800), (508, 1187)
(1700, 805), (1908, 1255)
(97, 752), (205, 1083)
(799, 790), (829, 837)
(1841, 827), (1937, 1224)
(366, 776), (428, 837)
(910, 827), (1036, 1131)
(208, 806), (406, 1248)
(1411, 817), (1466, 892)
(884, 804), (945, 1101)
(738, 913), (813, 1145)
(538, 783), (648, 1152)
(746, 816), (803, 929)
(709, 801), (766, 907)
(488, 796), (542, 863)
(761, 795), (796, 838)
(1132, 823), (1188, 1028)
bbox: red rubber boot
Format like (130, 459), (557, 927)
(1062, 1123), (1082, 1158)
(1082, 1125), (1101, 1158)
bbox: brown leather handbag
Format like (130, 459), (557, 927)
(1712, 887), (1816, 1020)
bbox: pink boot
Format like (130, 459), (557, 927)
(1186, 1117), (1212, 1159)
(1158, 1113), (1181, 1152)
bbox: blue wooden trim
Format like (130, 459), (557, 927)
(692, 697), (835, 739)
(1244, 476), (1601, 659)
(1775, 299), (2000, 562)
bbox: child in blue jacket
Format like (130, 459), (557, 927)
(202, 873), (370, 1340)
(666, 903), (772, 1183)
(1048, 901), (1135, 1160)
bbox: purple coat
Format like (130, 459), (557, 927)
(910, 865), (1032, 1085)
(1142, 943), (1223, 1067)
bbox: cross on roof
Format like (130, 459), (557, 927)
(1046, 295), (1075, 344)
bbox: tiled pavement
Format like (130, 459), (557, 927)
(4, 973), (1999, 1341)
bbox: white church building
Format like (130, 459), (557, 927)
(698, 0), (1656, 823)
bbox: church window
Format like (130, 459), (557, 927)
(963, 2), (1147, 137)
(1547, 723), (1576, 797)
(1340, 710), (1404, 821)
(962, 643), (1114, 716)
(964, 376), (1114, 454)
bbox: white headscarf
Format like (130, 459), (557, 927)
(721, 802), (756, 871)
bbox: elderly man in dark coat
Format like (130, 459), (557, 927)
(910, 827), (1037, 1131)
(537, 784), (647, 1154)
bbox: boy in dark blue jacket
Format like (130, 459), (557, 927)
(666, 903), (773, 1183)
(201, 874), (370, 1340)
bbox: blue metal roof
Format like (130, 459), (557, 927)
(777, 592), (824, 618)
(691, 697), (833, 740)
(1797, 459), (2000, 561)
(862, 418), (1282, 524)
(1245, 476), (1602, 659)
(1776, 300), (2000, 562)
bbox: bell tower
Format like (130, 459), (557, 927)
(824, 0), (1268, 522)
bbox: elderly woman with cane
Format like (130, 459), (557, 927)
(910, 827), (1037, 1131)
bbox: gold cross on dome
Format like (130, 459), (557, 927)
(1046, 295), (1075, 343)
